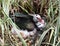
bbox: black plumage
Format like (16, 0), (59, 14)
(9, 13), (46, 32)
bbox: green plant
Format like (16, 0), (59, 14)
(0, 0), (27, 46)
(0, 0), (60, 46)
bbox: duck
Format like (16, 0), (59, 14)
(10, 13), (46, 30)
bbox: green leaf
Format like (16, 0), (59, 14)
(37, 27), (54, 46)
(2, 0), (11, 16)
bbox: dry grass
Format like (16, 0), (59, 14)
(0, 0), (60, 46)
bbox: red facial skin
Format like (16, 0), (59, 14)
(37, 17), (45, 24)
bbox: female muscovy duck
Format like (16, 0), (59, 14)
(10, 13), (46, 38)
(10, 12), (46, 31)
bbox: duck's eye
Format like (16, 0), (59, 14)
(39, 24), (41, 25)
